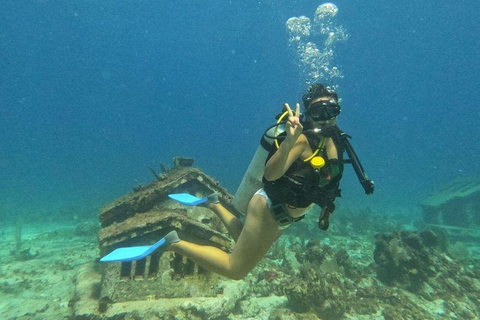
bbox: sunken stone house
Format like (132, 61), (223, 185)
(72, 157), (243, 319)
(421, 179), (480, 228)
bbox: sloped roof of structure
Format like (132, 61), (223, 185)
(421, 179), (480, 207)
(98, 160), (236, 254)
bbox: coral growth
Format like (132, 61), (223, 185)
(273, 234), (480, 320)
(373, 231), (438, 291)
(282, 239), (360, 319)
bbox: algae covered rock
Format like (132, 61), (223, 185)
(373, 231), (439, 291)
(283, 239), (353, 319)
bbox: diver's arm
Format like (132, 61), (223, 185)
(264, 103), (304, 181)
(264, 135), (306, 181)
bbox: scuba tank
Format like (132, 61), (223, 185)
(233, 121), (286, 215)
(233, 107), (326, 215)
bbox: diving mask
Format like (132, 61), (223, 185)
(307, 100), (341, 121)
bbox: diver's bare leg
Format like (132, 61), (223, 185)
(206, 202), (244, 242)
(170, 195), (280, 280)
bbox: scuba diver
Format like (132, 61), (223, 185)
(165, 83), (374, 280)
(100, 83), (374, 280)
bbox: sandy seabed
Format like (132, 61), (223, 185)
(0, 220), (98, 319)
(1, 218), (480, 320)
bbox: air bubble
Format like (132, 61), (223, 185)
(286, 3), (349, 87)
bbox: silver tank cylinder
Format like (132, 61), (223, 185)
(233, 124), (285, 215)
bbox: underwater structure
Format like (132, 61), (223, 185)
(73, 157), (242, 318)
(421, 179), (480, 233)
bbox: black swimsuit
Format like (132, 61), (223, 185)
(262, 131), (343, 209)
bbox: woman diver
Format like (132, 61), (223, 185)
(166, 83), (363, 280)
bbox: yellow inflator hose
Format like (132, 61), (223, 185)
(273, 110), (326, 167)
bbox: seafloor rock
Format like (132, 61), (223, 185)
(373, 231), (438, 291)
(280, 238), (451, 320)
(283, 240), (356, 319)
(372, 230), (480, 317)
(284, 268), (349, 319)
(295, 239), (363, 280)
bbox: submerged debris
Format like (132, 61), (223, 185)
(160, 163), (167, 173)
(10, 248), (39, 261)
(148, 157), (195, 181)
(147, 166), (163, 181)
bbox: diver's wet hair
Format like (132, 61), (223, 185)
(302, 84), (339, 107)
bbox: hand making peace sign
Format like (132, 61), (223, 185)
(284, 103), (303, 141)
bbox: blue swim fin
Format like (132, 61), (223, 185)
(100, 231), (179, 262)
(168, 193), (208, 206)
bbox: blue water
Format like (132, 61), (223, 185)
(1, 0), (479, 221)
